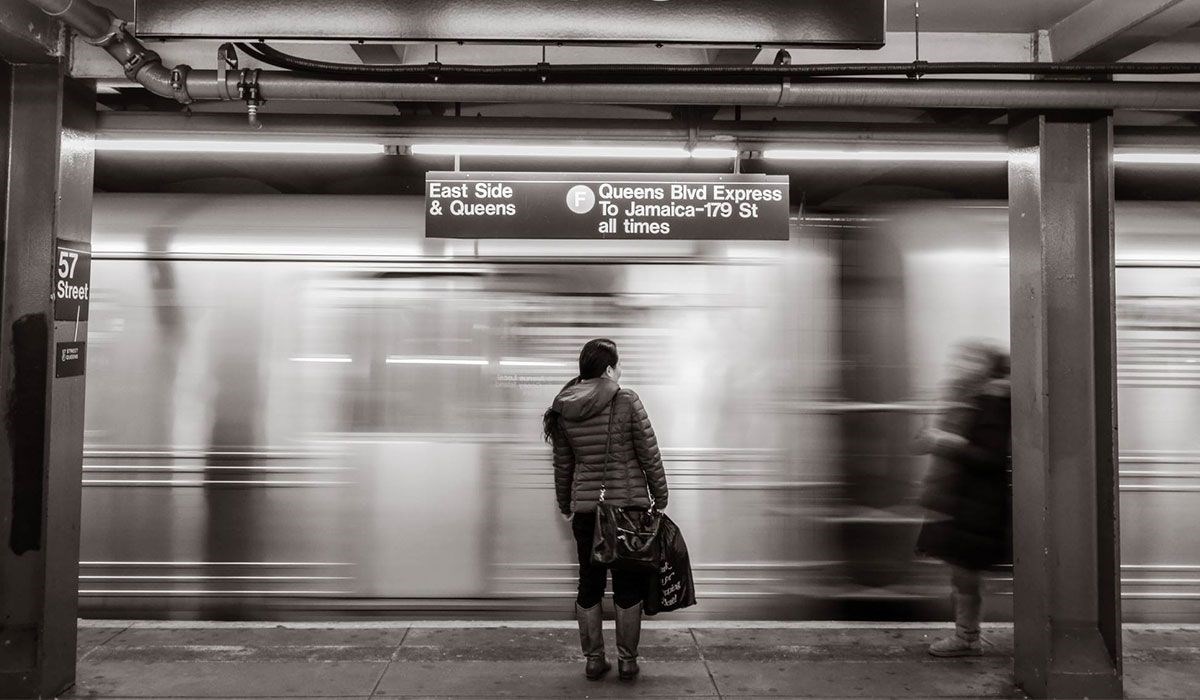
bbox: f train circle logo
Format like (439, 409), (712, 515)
(566, 185), (596, 214)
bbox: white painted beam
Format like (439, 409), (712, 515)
(1049, 0), (1200, 62)
(704, 48), (763, 64)
(351, 44), (406, 65)
(783, 31), (1034, 65)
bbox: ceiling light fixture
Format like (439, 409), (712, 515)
(1114, 152), (1200, 165)
(498, 359), (569, 367)
(762, 148), (1009, 163)
(410, 144), (736, 159)
(94, 139), (386, 154)
(92, 138), (1200, 166)
(289, 356), (353, 363)
(385, 356), (489, 366)
(690, 147), (741, 159)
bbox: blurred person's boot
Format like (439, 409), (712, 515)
(615, 601), (642, 680)
(929, 593), (983, 657)
(576, 602), (611, 680)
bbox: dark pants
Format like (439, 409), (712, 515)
(572, 511), (648, 609)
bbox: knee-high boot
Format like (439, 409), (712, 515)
(614, 601), (642, 680)
(575, 602), (611, 680)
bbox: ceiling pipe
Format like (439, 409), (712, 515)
(26, 0), (1200, 112)
(25, 0), (184, 101)
(26, 0), (111, 40)
(240, 40), (1200, 78)
(180, 72), (1200, 111)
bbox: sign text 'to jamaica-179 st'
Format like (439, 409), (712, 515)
(424, 172), (790, 240)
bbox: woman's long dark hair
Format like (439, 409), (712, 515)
(542, 338), (619, 443)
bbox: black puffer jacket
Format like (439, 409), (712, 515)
(550, 377), (668, 515)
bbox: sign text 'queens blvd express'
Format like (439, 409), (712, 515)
(425, 173), (790, 240)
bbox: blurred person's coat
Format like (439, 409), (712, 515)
(916, 378), (1013, 571)
(550, 377), (668, 515)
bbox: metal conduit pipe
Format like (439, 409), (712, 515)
(25, 0), (1200, 112)
(240, 41), (1200, 79)
(780, 79), (1200, 111)
(25, 0), (182, 101)
(177, 71), (1200, 111)
(25, 0), (111, 40)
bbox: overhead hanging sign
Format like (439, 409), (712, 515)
(425, 172), (790, 240)
(136, 0), (885, 47)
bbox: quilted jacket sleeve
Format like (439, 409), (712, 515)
(628, 392), (668, 508)
(551, 421), (575, 515)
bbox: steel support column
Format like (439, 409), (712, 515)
(1007, 112), (1122, 699)
(0, 63), (95, 698)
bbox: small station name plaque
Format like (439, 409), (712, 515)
(424, 172), (790, 240)
(54, 238), (91, 322)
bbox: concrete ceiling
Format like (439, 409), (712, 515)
(69, 0), (1200, 105)
(62, 0), (1200, 112)
(885, 0), (1093, 33)
(95, 0), (1095, 37)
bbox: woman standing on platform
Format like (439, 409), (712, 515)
(916, 341), (1013, 657)
(543, 338), (669, 681)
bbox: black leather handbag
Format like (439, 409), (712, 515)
(591, 396), (663, 572)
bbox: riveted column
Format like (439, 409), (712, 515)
(0, 62), (95, 698)
(1007, 111), (1122, 699)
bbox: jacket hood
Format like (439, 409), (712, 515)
(552, 377), (619, 421)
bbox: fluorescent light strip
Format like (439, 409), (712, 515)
(95, 139), (385, 155)
(79, 575), (351, 581)
(762, 148), (1009, 163)
(764, 149), (1200, 165)
(386, 356), (489, 366)
(92, 138), (1200, 165)
(289, 356), (353, 364)
(411, 144), (736, 159)
(1115, 152), (1200, 164)
(690, 147), (741, 159)
(498, 359), (569, 367)
(80, 561), (351, 566)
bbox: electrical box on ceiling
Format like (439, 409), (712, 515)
(134, 0), (886, 48)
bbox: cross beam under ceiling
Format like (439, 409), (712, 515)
(1050, 0), (1200, 62)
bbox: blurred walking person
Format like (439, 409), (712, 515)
(915, 341), (1012, 657)
(544, 338), (669, 681)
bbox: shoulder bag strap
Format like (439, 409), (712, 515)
(598, 395), (617, 504)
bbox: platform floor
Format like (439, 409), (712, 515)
(69, 620), (1200, 699)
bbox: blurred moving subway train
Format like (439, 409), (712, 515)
(81, 193), (1200, 621)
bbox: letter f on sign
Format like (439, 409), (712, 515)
(566, 185), (595, 214)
